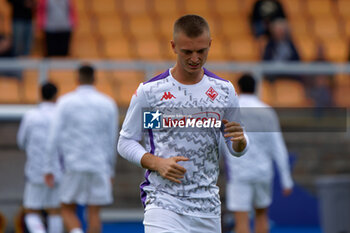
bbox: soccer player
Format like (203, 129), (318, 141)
(17, 83), (63, 233)
(222, 74), (293, 233)
(45, 65), (118, 233)
(118, 15), (248, 233)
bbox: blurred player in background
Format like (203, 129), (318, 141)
(222, 74), (293, 233)
(45, 65), (118, 233)
(118, 15), (248, 233)
(17, 83), (63, 233)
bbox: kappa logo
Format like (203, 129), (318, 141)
(161, 92), (176, 100)
(206, 87), (218, 101)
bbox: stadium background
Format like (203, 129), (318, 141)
(0, 0), (350, 232)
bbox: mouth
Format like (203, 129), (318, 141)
(188, 64), (200, 69)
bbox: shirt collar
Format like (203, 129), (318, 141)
(39, 102), (55, 109)
(239, 94), (257, 99)
(76, 85), (96, 92)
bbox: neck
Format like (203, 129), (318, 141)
(171, 64), (203, 85)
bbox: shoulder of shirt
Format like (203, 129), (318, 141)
(23, 108), (39, 120)
(142, 69), (170, 86)
(204, 68), (237, 95)
(93, 89), (112, 100)
(203, 68), (230, 83)
(95, 90), (117, 107)
(57, 91), (75, 104)
(239, 95), (269, 107)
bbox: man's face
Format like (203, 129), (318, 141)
(171, 31), (211, 75)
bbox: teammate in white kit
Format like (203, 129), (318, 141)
(17, 83), (63, 233)
(118, 15), (248, 233)
(223, 74), (293, 233)
(45, 65), (118, 233)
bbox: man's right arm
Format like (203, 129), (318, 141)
(44, 102), (64, 187)
(17, 113), (29, 150)
(117, 84), (188, 183)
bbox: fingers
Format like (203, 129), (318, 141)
(224, 126), (243, 133)
(223, 120), (244, 141)
(224, 132), (244, 138)
(158, 157), (188, 183)
(162, 168), (184, 184)
(173, 156), (189, 162)
(166, 176), (182, 184)
(172, 162), (187, 174)
(230, 135), (246, 142)
(222, 120), (241, 127)
(167, 170), (185, 179)
(222, 119), (229, 124)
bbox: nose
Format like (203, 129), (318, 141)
(190, 53), (200, 63)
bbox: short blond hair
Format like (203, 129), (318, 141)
(173, 15), (210, 38)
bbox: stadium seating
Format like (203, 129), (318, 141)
(183, 0), (211, 16)
(323, 37), (348, 62)
(272, 79), (311, 107)
(293, 35), (318, 62)
(0, 0), (349, 107)
(96, 15), (125, 40)
(95, 71), (115, 99)
(126, 14), (157, 39)
(337, 0), (350, 20)
(134, 36), (164, 60)
(153, 0), (180, 18)
(48, 70), (77, 96)
(213, 0), (241, 17)
(306, 0), (335, 18)
(112, 71), (145, 107)
(209, 38), (228, 61)
(0, 0), (11, 34)
(227, 37), (259, 61)
(22, 71), (39, 104)
(103, 37), (135, 59)
(91, 0), (118, 16)
(0, 78), (21, 104)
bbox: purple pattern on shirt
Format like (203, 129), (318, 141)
(143, 69), (169, 84)
(204, 68), (228, 82)
(140, 129), (155, 207)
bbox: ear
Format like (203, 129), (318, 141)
(171, 40), (177, 54)
(209, 39), (212, 48)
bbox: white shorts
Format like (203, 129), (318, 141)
(226, 180), (272, 212)
(23, 182), (60, 210)
(59, 171), (112, 206)
(144, 208), (221, 233)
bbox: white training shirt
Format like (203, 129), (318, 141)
(17, 102), (63, 184)
(222, 94), (293, 189)
(118, 68), (248, 218)
(46, 85), (118, 177)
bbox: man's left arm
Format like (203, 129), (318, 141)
(222, 82), (249, 156)
(108, 103), (119, 178)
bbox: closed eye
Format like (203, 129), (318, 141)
(182, 50), (192, 55)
